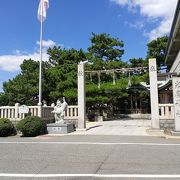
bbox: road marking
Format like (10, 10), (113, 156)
(0, 142), (180, 146)
(0, 173), (180, 178)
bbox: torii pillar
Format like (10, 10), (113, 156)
(149, 58), (160, 129)
(77, 62), (86, 130)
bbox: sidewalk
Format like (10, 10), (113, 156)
(72, 119), (151, 136)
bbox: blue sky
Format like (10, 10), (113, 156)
(0, 0), (178, 92)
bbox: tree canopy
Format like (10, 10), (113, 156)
(88, 33), (124, 62)
(2, 59), (40, 105)
(129, 58), (147, 68)
(147, 36), (168, 67)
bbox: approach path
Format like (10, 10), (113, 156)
(74, 119), (151, 136)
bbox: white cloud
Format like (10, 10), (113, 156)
(110, 0), (178, 40)
(111, 0), (129, 6)
(36, 39), (56, 48)
(0, 52), (48, 72)
(144, 18), (173, 41)
(124, 20), (144, 30)
(133, 0), (176, 19)
(0, 39), (57, 72)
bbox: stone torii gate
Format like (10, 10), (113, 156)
(77, 61), (147, 130)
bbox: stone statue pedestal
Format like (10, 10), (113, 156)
(47, 123), (75, 134)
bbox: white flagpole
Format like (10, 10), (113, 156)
(38, 0), (43, 117)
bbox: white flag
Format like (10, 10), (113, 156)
(37, 0), (49, 22)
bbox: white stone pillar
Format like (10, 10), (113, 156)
(149, 58), (159, 129)
(15, 103), (20, 119)
(78, 63), (86, 129)
(38, 103), (42, 118)
(172, 77), (180, 131)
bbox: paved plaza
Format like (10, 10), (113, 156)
(75, 119), (151, 136)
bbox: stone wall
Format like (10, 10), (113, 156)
(160, 119), (175, 130)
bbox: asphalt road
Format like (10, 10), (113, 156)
(0, 135), (180, 180)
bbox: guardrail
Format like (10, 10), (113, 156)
(159, 104), (174, 120)
(0, 104), (78, 122)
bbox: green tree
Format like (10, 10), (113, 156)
(85, 33), (140, 116)
(86, 78), (129, 116)
(0, 93), (9, 106)
(147, 36), (168, 67)
(46, 47), (86, 104)
(129, 58), (147, 68)
(86, 33), (128, 86)
(88, 33), (124, 63)
(2, 59), (40, 105)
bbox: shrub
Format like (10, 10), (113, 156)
(16, 116), (46, 137)
(0, 118), (15, 137)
